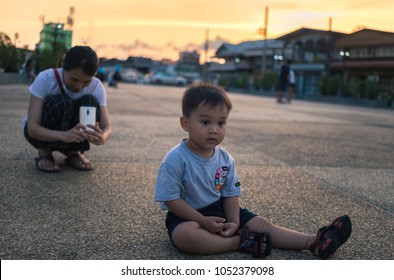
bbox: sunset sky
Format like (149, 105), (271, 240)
(1, 0), (393, 61)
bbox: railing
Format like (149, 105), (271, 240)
(0, 73), (27, 85)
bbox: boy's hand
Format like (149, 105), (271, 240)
(200, 216), (225, 234)
(219, 222), (239, 237)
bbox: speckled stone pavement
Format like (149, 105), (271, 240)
(1, 83), (393, 260)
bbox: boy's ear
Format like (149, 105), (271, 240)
(180, 116), (188, 132)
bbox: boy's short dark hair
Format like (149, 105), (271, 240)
(62, 46), (99, 76)
(182, 82), (232, 117)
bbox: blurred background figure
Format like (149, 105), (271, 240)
(276, 59), (290, 103)
(287, 64), (296, 103)
(24, 58), (36, 84)
(108, 65), (121, 88)
(96, 67), (106, 82)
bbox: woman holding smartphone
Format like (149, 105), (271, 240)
(23, 46), (112, 172)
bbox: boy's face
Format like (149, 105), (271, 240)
(180, 103), (229, 158)
(63, 68), (93, 93)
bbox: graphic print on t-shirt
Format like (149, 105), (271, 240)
(214, 166), (228, 191)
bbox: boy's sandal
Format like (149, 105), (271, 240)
(309, 214), (352, 259)
(239, 228), (272, 258)
(35, 155), (61, 173)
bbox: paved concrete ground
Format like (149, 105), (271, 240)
(1, 83), (393, 260)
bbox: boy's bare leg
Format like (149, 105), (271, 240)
(245, 216), (315, 250)
(172, 221), (239, 254)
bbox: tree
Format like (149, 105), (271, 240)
(32, 43), (68, 73)
(0, 32), (22, 72)
(261, 71), (277, 91)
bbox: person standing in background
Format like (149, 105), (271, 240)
(287, 65), (296, 103)
(276, 59), (290, 103)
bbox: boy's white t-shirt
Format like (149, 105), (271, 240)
(154, 139), (242, 211)
(23, 68), (106, 128)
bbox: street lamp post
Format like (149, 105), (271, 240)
(52, 23), (63, 67)
(339, 49), (350, 97)
(261, 6), (269, 75)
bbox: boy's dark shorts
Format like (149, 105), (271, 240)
(165, 198), (257, 246)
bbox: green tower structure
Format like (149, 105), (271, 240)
(38, 22), (72, 52)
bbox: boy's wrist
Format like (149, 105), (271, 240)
(226, 220), (239, 226)
(197, 214), (208, 227)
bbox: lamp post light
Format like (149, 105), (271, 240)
(339, 49), (350, 77)
(273, 54), (283, 72)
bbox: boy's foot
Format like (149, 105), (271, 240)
(65, 153), (94, 171)
(309, 215), (352, 259)
(239, 228), (272, 258)
(35, 154), (61, 173)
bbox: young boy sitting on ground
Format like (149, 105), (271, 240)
(154, 82), (351, 259)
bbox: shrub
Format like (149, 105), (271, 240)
(0, 32), (21, 72)
(261, 71), (277, 90)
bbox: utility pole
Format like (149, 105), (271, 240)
(204, 28), (209, 82)
(326, 17), (332, 75)
(261, 6), (269, 75)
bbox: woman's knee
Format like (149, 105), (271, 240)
(42, 94), (73, 116)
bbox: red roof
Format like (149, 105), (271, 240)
(335, 29), (394, 47)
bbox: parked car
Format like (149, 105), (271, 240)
(121, 70), (138, 83)
(151, 72), (187, 86)
(143, 73), (153, 84)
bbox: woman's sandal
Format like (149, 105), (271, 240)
(65, 153), (94, 171)
(309, 214), (352, 259)
(35, 154), (61, 173)
(239, 228), (272, 258)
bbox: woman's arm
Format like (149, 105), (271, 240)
(27, 95), (86, 144)
(98, 105), (112, 143)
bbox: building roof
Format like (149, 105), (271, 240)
(335, 29), (394, 48)
(208, 61), (250, 72)
(215, 39), (283, 58)
(276, 27), (346, 41)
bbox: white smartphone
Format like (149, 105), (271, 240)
(79, 106), (96, 131)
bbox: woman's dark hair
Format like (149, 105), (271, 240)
(182, 82), (232, 117)
(62, 46), (99, 76)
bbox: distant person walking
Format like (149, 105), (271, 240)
(108, 66), (122, 88)
(24, 58), (36, 84)
(23, 46), (112, 172)
(287, 66), (296, 103)
(276, 59), (291, 103)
